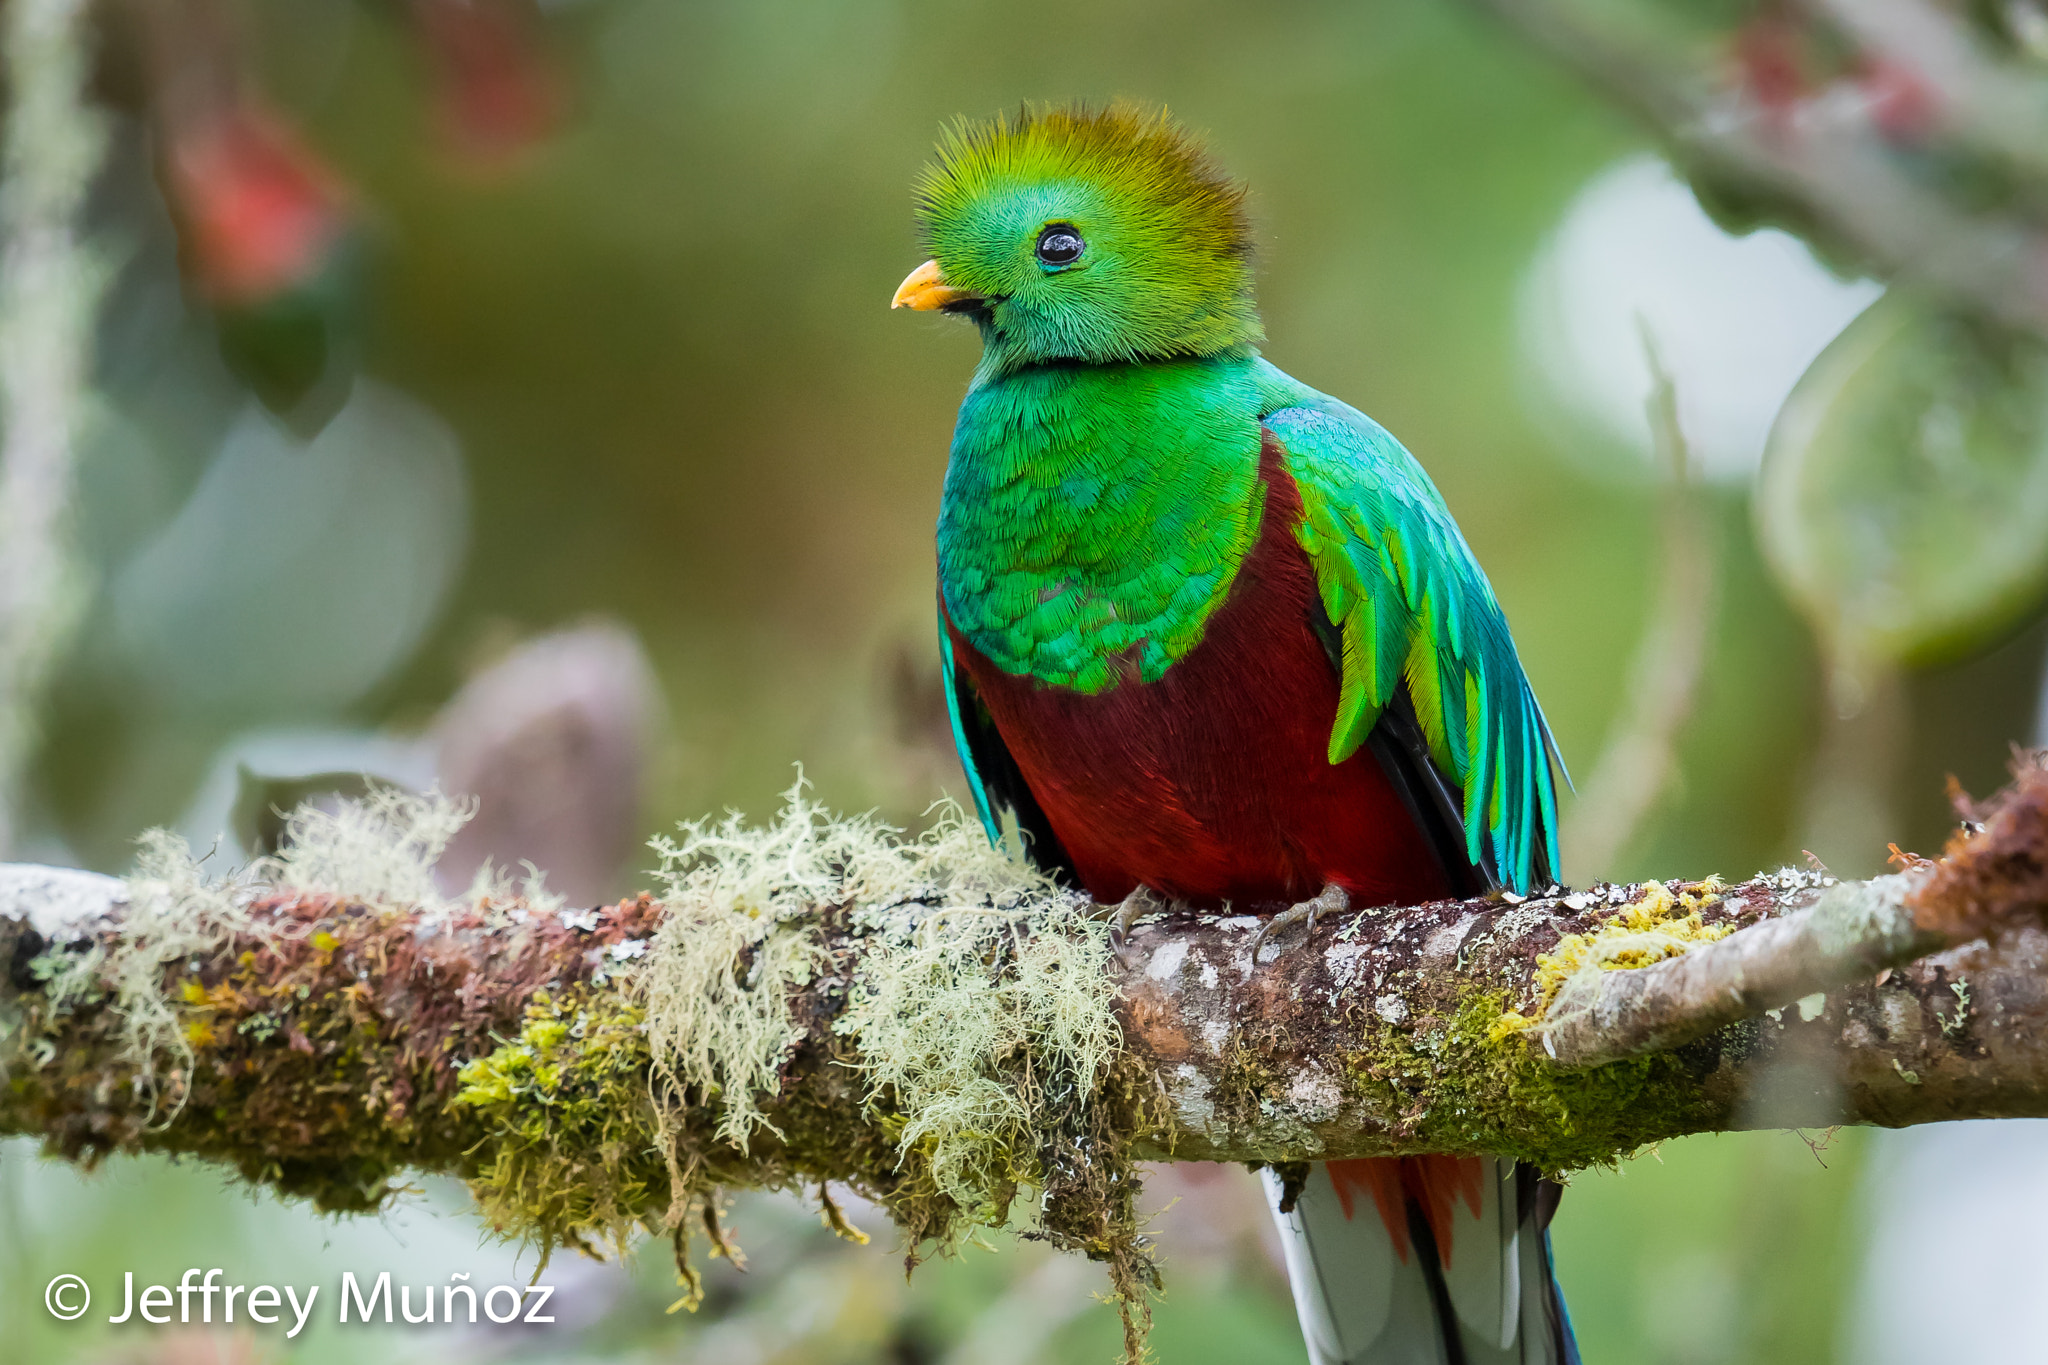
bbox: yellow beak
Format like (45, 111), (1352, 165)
(891, 259), (980, 312)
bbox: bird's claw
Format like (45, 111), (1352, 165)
(1250, 883), (1350, 964)
(1095, 885), (1173, 951)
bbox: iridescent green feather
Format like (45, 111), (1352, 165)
(1255, 366), (1562, 892)
(937, 356), (1266, 692)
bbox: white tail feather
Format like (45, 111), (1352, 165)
(1262, 1158), (1576, 1365)
(1438, 1159), (1519, 1349)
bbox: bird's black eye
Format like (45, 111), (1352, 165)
(1035, 224), (1084, 268)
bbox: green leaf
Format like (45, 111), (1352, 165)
(1756, 293), (2048, 667)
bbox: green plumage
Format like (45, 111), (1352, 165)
(938, 355), (1265, 691)
(918, 105), (1261, 372)
(920, 103), (1560, 892)
(1263, 395), (1563, 884)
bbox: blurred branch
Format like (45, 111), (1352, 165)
(3, 759), (2048, 1217)
(1471, 0), (2048, 339)
(0, 0), (108, 854)
(1562, 332), (1718, 878)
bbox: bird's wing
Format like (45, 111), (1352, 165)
(938, 603), (1078, 880)
(1265, 401), (1562, 892)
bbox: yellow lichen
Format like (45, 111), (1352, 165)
(1492, 878), (1732, 1041)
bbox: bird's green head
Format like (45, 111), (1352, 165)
(894, 104), (1261, 370)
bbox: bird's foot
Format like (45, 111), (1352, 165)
(1250, 883), (1350, 964)
(1094, 884), (1173, 951)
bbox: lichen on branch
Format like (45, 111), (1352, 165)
(627, 784), (1160, 1348)
(7, 761), (2048, 1363)
(0, 782), (1165, 1355)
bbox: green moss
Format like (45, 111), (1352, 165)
(455, 989), (669, 1260)
(1325, 883), (1742, 1176)
(1407, 991), (1723, 1173)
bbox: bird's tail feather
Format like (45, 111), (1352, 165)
(1263, 1156), (1579, 1365)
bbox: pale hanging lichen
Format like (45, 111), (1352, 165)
(259, 784), (560, 914)
(35, 827), (267, 1118)
(639, 780), (861, 1152)
(632, 780), (1154, 1354)
(840, 886), (1120, 1229)
(638, 775), (1097, 1166)
(260, 786), (475, 908)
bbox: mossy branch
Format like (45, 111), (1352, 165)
(1118, 754), (2048, 1163)
(3, 762), (2048, 1357)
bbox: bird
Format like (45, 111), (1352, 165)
(893, 104), (1576, 1365)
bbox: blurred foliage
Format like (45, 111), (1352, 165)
(7, 0), (2048, 1361)
(1485, 0), (2048, 696)
(1554, 1128), (1873, 1365)
(1758, 294), (2048, 671)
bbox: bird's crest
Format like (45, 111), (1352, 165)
(916, 102), (1253, 262)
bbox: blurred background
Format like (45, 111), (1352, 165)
(4, 0), (2048, 1361)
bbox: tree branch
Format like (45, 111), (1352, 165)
(0, 762), (2043, 1188)
(3, 761), (2043, 1356)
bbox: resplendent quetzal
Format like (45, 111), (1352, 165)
(893, 104), (1578, 1365)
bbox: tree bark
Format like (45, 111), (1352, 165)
(3, 760), (2046, 1197)
(1117, 878), (2047, 1163)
